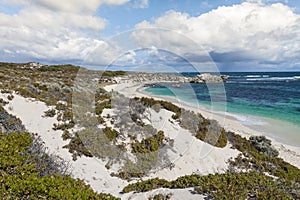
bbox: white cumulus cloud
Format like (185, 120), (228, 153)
(132, 2), (300, 69)
(0, 0), (130, 65)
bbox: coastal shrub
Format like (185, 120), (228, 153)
(43, 108), (56, 117)
(148, 193), (172, 200)
(122, 132), (300, 198)
(0, 132), (120, 199)
(7, 94), (14, 100)
(113, 131), (166, 180)
(0, 98), (8, 106)
(103, 127), (119, 142)
(122, 172), (296, 199)
(0, 89), (12, 94)
(95, 99), (112, 115)
(55, 102), (68, 111)
(116, 152), (160, 181)
(56, 110), (74, 122)
(28, 133), (70, 177)
(102, 70), (126, 77)
(15, 87), (35, 98)
(227, 131), (300, 183)
(134, 97), (181, 116)
(64, 128), (124, 162)
(53, 121), (75, 131)
(38, 65), (61, 72)
(63, 132), (93, 160)
(0, 107), (26, 134)
(249, 135), (279, 157)
(131, 131), (165, 154)
(62, 130), (72, 140)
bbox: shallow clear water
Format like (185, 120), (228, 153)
(145, 72), (300, 127)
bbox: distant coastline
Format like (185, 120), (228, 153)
(142, 71), (300, 146)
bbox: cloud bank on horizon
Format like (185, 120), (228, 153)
(0, 0), (300, 71)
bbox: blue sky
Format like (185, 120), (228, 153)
(0, 0), (300, 72)
(98, 0), (299, 36)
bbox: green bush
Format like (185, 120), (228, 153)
(95, 100), (112, 115)
(38, 66), (61, 72)
(0, 132), (119, 199)
(227, 131), (300, 183)
(63, 132), (93, 160)
(102, 70), (126, 77)
(148, 193), (172, 200)
(103, 127), (119, 142)
(44, 109), (56, 117)
(131, 131), (165, 154)
(122, 172), (296, 199)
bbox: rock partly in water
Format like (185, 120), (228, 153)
(189, 73), (228, 83)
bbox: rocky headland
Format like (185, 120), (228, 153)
(113, 72), (228, 84)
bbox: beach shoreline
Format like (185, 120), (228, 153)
(1, 81), (299, 199)
(105, 82), (300, 169)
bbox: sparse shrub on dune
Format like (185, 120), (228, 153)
(134, 97), (228, 148)
(227, 131), (300, 183)
(122, 171), (297, 199)
(7, 94), (14, 100)
(131, 131), (165, 154)
(249, 135), (279, 157)
(43, 108), (56, 118)
(0, 98), (8, 106)
(148, 193), (172, 200)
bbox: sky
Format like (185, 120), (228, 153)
(0, 0), (300, 72)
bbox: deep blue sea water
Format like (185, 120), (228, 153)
(145, 72), (300, 127)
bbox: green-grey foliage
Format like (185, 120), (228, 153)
(0, 132), (120, 199)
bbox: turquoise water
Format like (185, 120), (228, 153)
(145, 72), (300, 127)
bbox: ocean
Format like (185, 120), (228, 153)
(144, 72), (300, 146)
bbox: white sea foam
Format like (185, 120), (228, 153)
(245, 75), (261, 78)
(246, 76), (300, 81)
(225, 113), (269, 126)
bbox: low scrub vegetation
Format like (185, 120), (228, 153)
(122, 171), (298, 199)
(121, 132), (300, 199)
(101, 70), (126, 77)
(148, 193), (172, 200)
(0, 132), (119, 199)
(131, 131), (165, 154)
(227, 131), (300, 183)
(134, 97), (227, 148)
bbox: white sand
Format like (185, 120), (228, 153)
(122, 188), (206, 200)
(105, 82), (300, 169)
(1, 83), (300, 199)
(0, 93), (127, 197)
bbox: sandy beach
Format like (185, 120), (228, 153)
(1, 82), (300, 199)
(105, 82), (300, 169)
